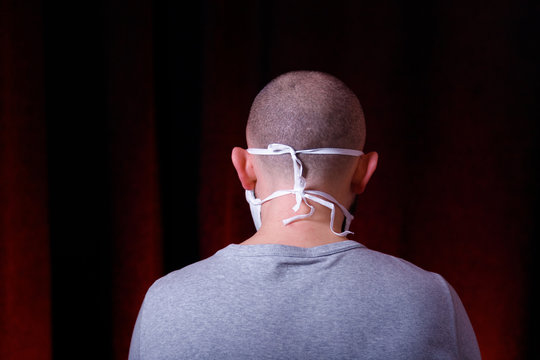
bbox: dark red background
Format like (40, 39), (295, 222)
(1, 0), (538, 359)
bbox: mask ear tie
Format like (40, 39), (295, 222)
(263, 144), (307, 213)
(304, 191), (355, 237)
(282, 194), (315, 225)
(245, 144), (362, 235)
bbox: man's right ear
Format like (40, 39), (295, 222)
(231, 147), (257, 190)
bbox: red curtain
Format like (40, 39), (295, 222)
(1, 0), (537, 359)
(0, 1), (51, 358)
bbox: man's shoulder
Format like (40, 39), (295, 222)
(147, 253), (223, 296)
(348, 245), (446, 284)
(346, 247), (454, 309)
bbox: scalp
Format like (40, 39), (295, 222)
(246, 71), (366, 183)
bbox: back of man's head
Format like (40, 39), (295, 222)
(246, 71), (366, 187)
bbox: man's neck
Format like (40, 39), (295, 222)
(241, 195), (350, 248)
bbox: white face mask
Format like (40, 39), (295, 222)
(244, 143), (364, 237)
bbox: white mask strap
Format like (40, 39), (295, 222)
(246, 143), (364, 236)
(248, 144), (306, 211)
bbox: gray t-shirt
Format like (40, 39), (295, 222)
(129, 240), (481, 359)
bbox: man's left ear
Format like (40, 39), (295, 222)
(231, 147), (257, 190)
(351, 151), (378, 194)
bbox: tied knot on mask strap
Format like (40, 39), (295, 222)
(245, 143), (364, 237)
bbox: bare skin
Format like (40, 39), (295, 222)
(231, 147), (378, 248)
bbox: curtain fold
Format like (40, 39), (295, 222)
(105, 1), (163, 358)
(0, 1), (51, 359)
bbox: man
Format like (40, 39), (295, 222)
(129, 71), (481, 359)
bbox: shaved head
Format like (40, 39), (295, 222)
(246, 71), (366, 185)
